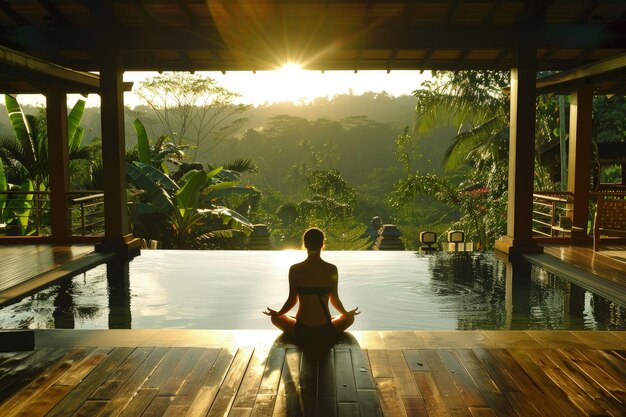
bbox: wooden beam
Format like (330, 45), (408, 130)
(567, 85), (593, 241)
(0, 45), (99, 89)
(5, 23), (624, 53)
(535, 52), (626, 94)
(0, 0), (28, 25)
(495, 42), (541, 256)
(46, 87), (71, 241)
(38, 0), (71, 25)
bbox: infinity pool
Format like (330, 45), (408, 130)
(0, 250), (623, 330)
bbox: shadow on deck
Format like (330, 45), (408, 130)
(0, 329), (624, 417)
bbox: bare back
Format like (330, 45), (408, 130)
(289, 257), (338, 326)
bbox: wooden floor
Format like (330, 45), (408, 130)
(0, 329), (624, 417)
(0, 245), (112, 307)
(542, 245), (626, 288)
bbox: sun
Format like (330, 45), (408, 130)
(278, 62), (303, 74)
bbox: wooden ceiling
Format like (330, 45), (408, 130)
(0, 1), (625, 75)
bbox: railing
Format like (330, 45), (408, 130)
(532, 191), (574, 237)
(0, 190), (105, 237)
(68, 191), (105, 236)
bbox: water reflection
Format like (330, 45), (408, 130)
(425, 252), (624, 330)
(0, 251), (623, 330)
(107, 259), (132, 329)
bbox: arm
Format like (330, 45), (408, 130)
(329, 266), (359, 316)
(264, 266), (298, 316)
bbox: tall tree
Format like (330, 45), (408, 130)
(134, 73), (250, 161)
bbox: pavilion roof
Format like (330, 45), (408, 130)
(0, 0), (624, 80)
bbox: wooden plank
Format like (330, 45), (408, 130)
(337, 402), (359, 417)
(162, 404), (190, 417)
(563, 348), (626, 400)
(46, 347), (134, 417)
(318, 348), (337, 417)
(231, 406), (253, 417)
(282, 348), (303, 417)
(318, 348), (336, 398)
(172, 348), (221, 404)
(402, 350), (429, 372)
(300, 348), (319, 415)
(468, 408), (497, 417)
(335, 348), (358, 403)
(420, 349), (472, 417)
(437, 349), (487, 408)
(524, 349), (612, 417)
(542, 348), (623, 414)
(207, 347), (254, 417)
(358, 389), (383, 417)
(374, 378), (406, 417)
(401, 396), (428, 417)
(0, 347), (68, 404)
(0, 348), (91, 417)
(233, 348), (269, 408)
(95, 347), (168, 417)
(499, 349), (585, 417)
(55, 347), (112, 387)
(412, 373), (449, 417)
(387, 349), (419, 397)
(350, 347), (375, 390)
(257, 348), (286, 396)
(144, 347), (188, 389)
(159, 347), (204, 396)
(471, 349), (519, 393)
(90, 347), (154, 400)
(141, 395), (176, 417)
(13, 384), (72, 417)
(186, 347), (236, 417)
(453, 349), (518, 417)
(367, 349), (393, 379)
(72, 400), (107, 417)
(250, 394), (275, 417)
(117, 388), (158, 417)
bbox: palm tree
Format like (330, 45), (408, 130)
(411, 71), (510, 172)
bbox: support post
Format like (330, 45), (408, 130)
(495, 43), (542, 256)
(46, 87), (70, 241)
(567, 85), (593, 242)
(96, 46), (140, 257)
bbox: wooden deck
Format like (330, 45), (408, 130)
(525, 244), (626, 305)
(0, 245), (113, 307)
(0, 329), (624, 417)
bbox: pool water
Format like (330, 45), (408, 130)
(0, 250), (624, 330)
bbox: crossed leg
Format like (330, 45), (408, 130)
(271, 314), (355, 336)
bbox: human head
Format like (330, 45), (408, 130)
(303, 228), (325, 251)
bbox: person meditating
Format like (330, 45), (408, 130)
(263, 228), (359, 346)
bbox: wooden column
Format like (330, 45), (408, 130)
(495, 44), (542, 256)
(46, 88), (70, 241)
(567, 84), (593, 240)
(96, 47), (139, 256)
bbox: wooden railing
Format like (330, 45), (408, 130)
(0, 191), (105, 237)
(532, 191), (574, 237)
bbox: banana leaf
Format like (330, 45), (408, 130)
(0, 158), (6, 215)
(131, 161), (179, 191)
(3, 179), (34, 235)
(206, 185), (259, 199)
(126, 163), (174, 213)
(4, 95), (31, 145)
(133, 119), (152, 165)
(215, 169), (240, 182)
(68, 99), (86, 152)
(176, 170), (208, 218)
(198, 206), (253, 231)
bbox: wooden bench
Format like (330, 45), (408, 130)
(593, 195), (626, 251)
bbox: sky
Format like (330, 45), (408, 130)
(16, 67), (431, 108)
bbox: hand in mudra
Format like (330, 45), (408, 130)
(262, 307), (280, 316)
(344, 307), (360, 316)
